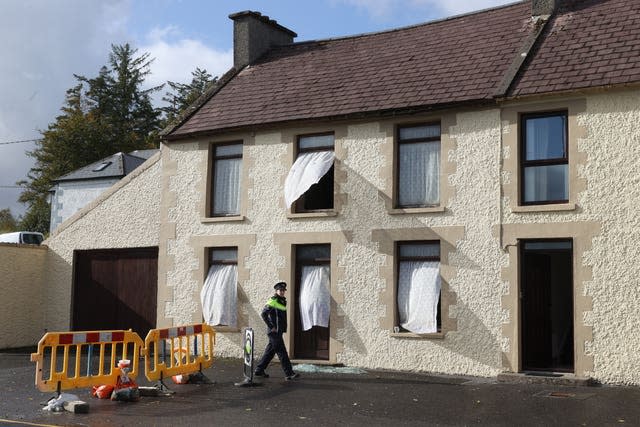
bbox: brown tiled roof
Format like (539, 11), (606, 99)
(510, 0), (640, 96)
(168, 0), (640, 139)
(169, 2), (532, 137)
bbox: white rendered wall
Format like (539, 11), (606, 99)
(44, 156), (161, 332)
(161, 90), (640, 384)
(579, 90), (640, 385)
(161, 110), (507, 378)
(50, 179), (118, 231)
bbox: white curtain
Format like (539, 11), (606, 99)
(397, 261), (440, 333)
(213, 157), (241, 215)
(524, 119), (550, 202)
(201, 264), (237, 327)
(398, 142), (440, 206)
(525, 118), (551, 161)
(284, 151), (335, 208)
(299, 265), (331, 331)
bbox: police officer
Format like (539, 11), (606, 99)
(254, 282), (299, 380)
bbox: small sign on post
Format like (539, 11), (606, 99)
(235, 328), (258, 387)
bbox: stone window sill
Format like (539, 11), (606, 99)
(201, 215), (245, 223)
(390, 331), (445, 339)
(287, 210), (338, 219)
(388, 206), (446, 215)
(512, 203), (576, 213)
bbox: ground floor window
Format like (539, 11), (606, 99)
(396, 241), (441, 334)
(201, 247), (238, 327)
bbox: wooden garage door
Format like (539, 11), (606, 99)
(72, 247), (158, 338)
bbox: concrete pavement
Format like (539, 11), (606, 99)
(1, 348), (639, 426)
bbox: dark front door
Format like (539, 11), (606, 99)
(72, 247), (158, 338)
(521, 240), (573, 372)
(293, 244), (330, 360)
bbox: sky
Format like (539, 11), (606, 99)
(0, 0), (515, 217)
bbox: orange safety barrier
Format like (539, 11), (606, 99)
(144, 323), (215, 383)
(30, 330), (144, 394)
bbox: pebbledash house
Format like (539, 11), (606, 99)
(42, 0), (640, 385)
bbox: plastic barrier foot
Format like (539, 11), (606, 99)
(154, 380), (176, 395)
(234, 377), (260, 387)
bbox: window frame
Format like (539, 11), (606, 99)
(209, 246), (238, 267)
(293, 243), (331, 360)
(203, 246), (238, 328)
(395, 122), (441, 209)
(519, 111), (569, 206)
(209, 141), (243, 217)
(395, 240), (442, 334)
(292, 132), (335, 213)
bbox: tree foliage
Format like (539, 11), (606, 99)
(162, 67), (216, 124)
(18, 42), (217, 234)
(0, 208), (18, 233)
(18, 44), (163, 233)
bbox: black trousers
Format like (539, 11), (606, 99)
(255, 332), (293, 375)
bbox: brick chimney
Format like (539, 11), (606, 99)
(229, 11), (297, 69)
(531, 0), (558, 17)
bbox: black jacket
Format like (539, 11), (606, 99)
(261, 295), (288, 334)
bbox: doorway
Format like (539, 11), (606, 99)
(520, 240), (573, 372)
(293, 244), (330, 360)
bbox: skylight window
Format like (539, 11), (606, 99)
(92, 161), (112, 172)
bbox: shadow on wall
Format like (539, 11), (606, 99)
(327, 159), (502, 373)
(336, 309), (368, 356)
(237, 285), (266, 351)
(436, 298), (503, 373)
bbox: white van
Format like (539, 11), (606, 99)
(0, 231), (44, 245)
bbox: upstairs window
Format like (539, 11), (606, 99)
(396, 124), (440, 208)
(201, 247), (238, 327)
(284, 133), (334, 212)
(211, 143), (242, 216)
(396, 241), (441, 334)
(520, 112), (568, 205)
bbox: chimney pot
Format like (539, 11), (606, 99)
(229, 11), (297, 69)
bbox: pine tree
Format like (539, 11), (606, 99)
(18, 44), (164, 233)
(162, 67), (216, 124)
(77, 44), (163, 153)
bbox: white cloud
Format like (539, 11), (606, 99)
(140, 27), (233, 103)
(147, 25), (181, 42)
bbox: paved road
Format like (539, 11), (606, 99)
(1, 349), (639, 426)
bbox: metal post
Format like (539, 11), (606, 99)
(86, 345), (93, 376)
